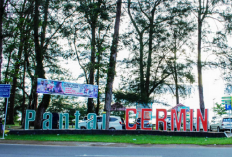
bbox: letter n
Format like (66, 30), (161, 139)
(197, 109), (208, 132)
(59, 113), (69, 129)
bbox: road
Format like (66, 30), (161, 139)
(0, 144), (232, 157)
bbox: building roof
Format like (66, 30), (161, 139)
(168, 103), (186, 111)
(110, 102), (126, 111)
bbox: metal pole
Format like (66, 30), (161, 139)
(2, 98), (9, 139)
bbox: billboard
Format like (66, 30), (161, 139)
(37, 78), (98, 98)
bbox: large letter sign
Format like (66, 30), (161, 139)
(197, 109), (208, 132)
(74, 111), (80, 129)
(24, 107), (208, 132)
(87, 113), (97, 130)
(190, 109), (194, 131)
(102, 114), (106, 130)
(141, 108), (152, 130)
(156, 109), (167, 131)
(171, 109), (186, 131)
(126, 108), (137, 130)
(25, 110), (36, 130)
(43, 113), (52, 130)
(59, 113), (69, 129)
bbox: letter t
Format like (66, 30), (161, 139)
(75, 111), (80, 129)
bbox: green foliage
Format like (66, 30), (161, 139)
(213, 103), (227, 116)
(46, 95), (87, 120)
(110, 111), (124, 119)
(114, 91), (153, 106)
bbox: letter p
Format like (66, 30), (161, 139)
(25, 110), (36, 130)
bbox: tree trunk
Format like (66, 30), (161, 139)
(173, 37), (179, 105)
(174, 63), (179, 105)
(197, 0), (205, 116)
(21, 58), (26, 128)
(87, 19), (97, 113)
(8, 23), (24, 124)
(0, 0), (4, 82)
(144, 22), (153, 103)
(145, 10), (155, 104)
(21, 30), (30, 128)
(96, 48), (101, 115)
(87, 98), (95, 113)
(139, 36), (145, 102)
(25, 43), (34, 110)
(105, 0), (121, 130)
(34, 95), (50, 129)
(33, 0), (51, 129)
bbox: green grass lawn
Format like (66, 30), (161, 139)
(4, 134), (232, 145)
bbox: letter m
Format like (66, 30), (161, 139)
(171, 109), (186, 131)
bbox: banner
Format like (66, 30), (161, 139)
(37, 78), (98, 98)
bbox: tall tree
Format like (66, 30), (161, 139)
(33, 0), (51, 129)
(105, 0), (121, 130)
(67, 0), (112, 113)
(8, 0), (34, 124)
(33, 0), (75, 128)
(197, 0), (206, 116)
(0, 0), (8, 82)
(73, 0), (112, 113)
(196, 0), (232, 116)
(95, 24), (111, 115)
(164, 11), (196, 105)
(120, 0), (173, 106)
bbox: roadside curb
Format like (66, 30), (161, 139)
(8, 129), (226, 138)
(0, 139), (232, 148)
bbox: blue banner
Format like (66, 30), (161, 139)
(37, 78), (98, 98)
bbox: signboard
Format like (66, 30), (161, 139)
(37, 78), (98, 98)
(0, 84), (10, 139)
(25, 107), (209, 132)
(0, 84), (11, 98)
(225, 104), (231, 110)
(221, 96), (232, 110)
(222, 96), (232, 133)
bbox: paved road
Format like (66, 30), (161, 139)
(0, 143), (232, 157)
